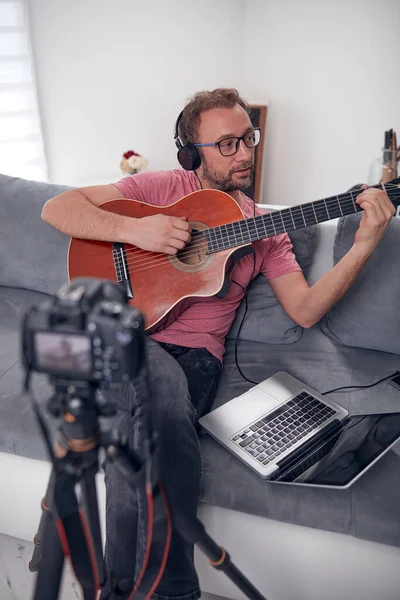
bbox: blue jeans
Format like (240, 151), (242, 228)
(101, 339), (222, 600)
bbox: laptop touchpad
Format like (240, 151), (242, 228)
(239, 388), (279, 419)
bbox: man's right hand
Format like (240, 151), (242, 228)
(125, 214), (192, 255)
(41, 184), (192, 254)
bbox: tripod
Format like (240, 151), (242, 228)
(29, 381), (118, 600)
(28, 377), (268, 600)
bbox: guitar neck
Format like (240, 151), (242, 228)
(205, 182), (400, 253)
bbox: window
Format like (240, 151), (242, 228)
(0, 0), (48, 181)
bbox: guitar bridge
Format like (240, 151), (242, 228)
(112, 243), (133, 299)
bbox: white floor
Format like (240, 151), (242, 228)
(0, 532), (229, 600)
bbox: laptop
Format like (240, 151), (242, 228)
(198, 371), (400, 489)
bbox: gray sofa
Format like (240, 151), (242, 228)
(1, 172), (400, 599)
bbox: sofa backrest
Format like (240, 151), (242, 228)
(321, 212), (400, 355)
(0, 173), (72, 295)
(227, 213), (320, 345)
(0, 175), (338, 323)
(258, 204), (337, 284)
(306, 218), (337, 284)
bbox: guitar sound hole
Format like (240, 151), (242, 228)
(169, 223), (214, 273)
(177, 230), (207, 265)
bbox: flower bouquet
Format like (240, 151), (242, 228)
(120, 150), (148, 176)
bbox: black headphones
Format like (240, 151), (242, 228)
(174, 110), (202, 171)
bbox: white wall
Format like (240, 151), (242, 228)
(242, 0), (400, 205)
(28, 0), (400, 203)
(27, 0), (244, 186)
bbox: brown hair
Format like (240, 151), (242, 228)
(178, 88), (249, 145)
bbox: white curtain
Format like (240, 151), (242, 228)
(0, 0), (48, 182)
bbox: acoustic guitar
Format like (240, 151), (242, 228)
(68, 180), (400, 330)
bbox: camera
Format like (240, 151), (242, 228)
(22, 277), (145, 386)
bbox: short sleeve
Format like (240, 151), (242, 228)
(112, 171), (172, 205)
(260, 233), (302, 280)
(112, 169), (198, 207)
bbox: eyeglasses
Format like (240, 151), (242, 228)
(193, 127), (261, 157)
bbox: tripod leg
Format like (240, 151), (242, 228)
(33, 492), (65, 600)
(174, 511), (268, 600)
(80, 466), (106, 587)
(29, 468), (56, 572)
(33, 459), (100, 600)
(113, 442), (268, 600)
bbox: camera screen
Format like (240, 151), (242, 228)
(34, 332), (92, 376)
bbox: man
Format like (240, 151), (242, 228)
(41, 88), (394, 599)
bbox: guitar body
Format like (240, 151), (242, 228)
(67, 178), (400, 329)
(68, 189), (250, 330)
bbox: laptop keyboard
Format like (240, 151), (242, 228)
(231, 390), (337, 467)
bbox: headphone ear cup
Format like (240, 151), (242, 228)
(177, 144), (201, 171)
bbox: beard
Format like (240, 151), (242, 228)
(200, 156), (254, 193)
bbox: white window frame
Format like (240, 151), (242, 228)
(0, 0), (48, 182)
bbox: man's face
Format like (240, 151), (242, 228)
(196, 105), (255, 193)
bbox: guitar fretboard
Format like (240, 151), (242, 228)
(204, 186), (368, 254)
(204, 185), (389, 254)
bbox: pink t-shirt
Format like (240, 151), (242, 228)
(113, 170), (301, 362)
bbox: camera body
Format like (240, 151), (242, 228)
(22, 278), (145, 386)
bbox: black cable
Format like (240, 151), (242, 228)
(194, 177), (398, 394)
(231, 276), (259, 385)
(231, 194), (258, 385)
(194, 170), (258, 383)
(322, 370), (400, 395)
(227, 194), (400, 392)
(194, 170), (203, 190)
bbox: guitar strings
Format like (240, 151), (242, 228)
(111, 188), (400, 275)
(118, 217), (400, 277)
(120, 191), (356, 257)
(81, 184), (400, 275)
(119, 183), (399, 262)
(119, 184), (398, 254)
(112, 188), (400, 273)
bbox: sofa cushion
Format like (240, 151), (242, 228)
(320, 213), (400, 354)
(0, 173), (71, 294)
(227, 226), (317, 344)
(0, 286), (53, 378)
(202, 327), (400, 549)
(2, 320), (400, 548)
(0, 286), (56, 459)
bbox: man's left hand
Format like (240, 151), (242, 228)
(354, 185), (395, 251)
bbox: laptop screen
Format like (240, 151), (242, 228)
(275, 412), (400, 487)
